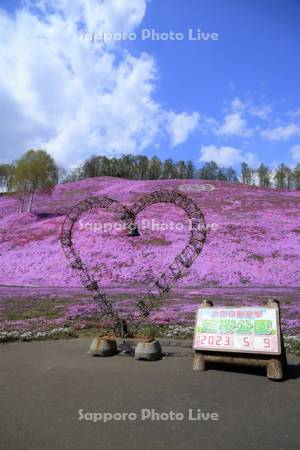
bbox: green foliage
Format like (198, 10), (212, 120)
(3, 149), (300, 192)
(294, 164), (300, 189)
(241, 162), (253, 185)
(274, 163), (293, 189)
(62, 154), (240, 184)
(162, 158), (177, 179)
(13, 149), (58, 194)
(11, 149), (58, 212)
(198, 161), (238, 181)
(0, 164), (14, 191)
(198, 161), (219, 180)
(257, 163), (271, 187)
(70, 154), (239, 183)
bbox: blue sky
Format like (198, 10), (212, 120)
(0, 0), (300, 169)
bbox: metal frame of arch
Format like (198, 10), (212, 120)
(61, 190), (207, 337)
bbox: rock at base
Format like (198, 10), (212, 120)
(89, 337), (118, 357)
(135, 339), (162, 361)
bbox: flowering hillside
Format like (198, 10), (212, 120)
(0, 176), (300, 289)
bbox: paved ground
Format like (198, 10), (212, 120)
(0, 338), (300, 450)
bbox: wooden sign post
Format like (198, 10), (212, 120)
(193, 299), (287, 380)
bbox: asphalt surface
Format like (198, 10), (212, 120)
(0, 338), (300, 450)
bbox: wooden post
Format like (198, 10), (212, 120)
(267, 357), (284, 380)
(193, 300), (213, 372)
(265, 299), (286, 380)
(193, 351), (206, 371)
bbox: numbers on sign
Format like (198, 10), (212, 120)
(196, 335), (232, 348)
(264, 337), (271, 349)
(243, 337), (250, 347)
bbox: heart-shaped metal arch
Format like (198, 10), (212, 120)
(61, 190), (207, 337)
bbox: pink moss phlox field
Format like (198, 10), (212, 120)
(1, 177), (300, 288)
(0, 178), (299, 337)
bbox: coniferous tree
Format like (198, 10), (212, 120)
(186, 160), (195, 179)
(198, 161), (219, 180)
(241, 162), (253, 185)
(274, 164), (289, 189)
(225, 167), (238, 182)
(176, 160), (188, 179)
(257, 163), (271, 187)
(162, 159), (177, 179)
(293, 164), (300, 190)
(148, 156), (162, 180)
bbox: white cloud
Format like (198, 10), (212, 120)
(206, 97), (254, 138)
(199, 145), (258, 167)
(230, 96), (272, 120)
(248, 105), (272, 120)
(261, 123), (300, 141)
(205, 97), (274, 139)
(218, 112), (253, 137)
(0, 0), (198, 167)
(26, 0), (147, 35)
(230, 97), (246, 112)
(166, 111), (199, 146)
(290, 145), (300, 162)
(288, 107), (300, 118)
